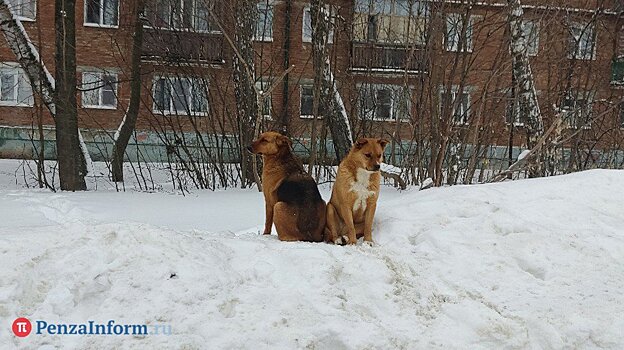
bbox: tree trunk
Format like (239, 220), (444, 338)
(233, 0), (259, 188)
(310, 0), (352, 163)
(111, 0), (145, 182)
(55, 0), (86, 190)
(507, 0), (544, 177)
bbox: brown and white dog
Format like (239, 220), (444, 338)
(325, 138), (388, 245)
(248, 131), (326, 242)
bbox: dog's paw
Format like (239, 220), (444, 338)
(334, 235), (349, 246)
(363, 240), (374, 247)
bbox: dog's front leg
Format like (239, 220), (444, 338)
(363, 201), (377, 243)
(264, 201), (274, 235)
(335, 205), (357, 245)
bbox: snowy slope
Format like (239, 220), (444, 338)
(1, 168), (623, 349)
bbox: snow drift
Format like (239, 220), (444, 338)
(1, 168), (623, 349)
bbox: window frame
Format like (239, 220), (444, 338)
(143, 0), (221, 33)
(254, 2), (274, 42)
(561, 91), (594, 129)
(152, 75), (209, 117)
(302, 5), (334, 44)
(81, 71), (118, 110)
(358, 84), (411, 122)
(0, 63), (34, 107)
(84, 0), (120, 29)
(568, 21), (596, 61)
(445, 13), (473, 53)
(440, 85), (471, 125)
(299, 84), (316, 119)
(353, 0), (429, 45)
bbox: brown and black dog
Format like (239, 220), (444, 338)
(248, 131), (326, 242)
(325, 138), (388, 245)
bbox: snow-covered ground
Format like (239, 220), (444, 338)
(1, 160), (623, 349)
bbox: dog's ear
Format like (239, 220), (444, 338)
(378, 138), (389, 148)
(355, 138), (368, 149)
(277, 134), (293, 148)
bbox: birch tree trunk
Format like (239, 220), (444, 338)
(233, 0), (259, 188)
(0, 0), (88, 190)
(507, 0), (545, 177)
(310, 0), (352, 163)
(111, 0), (144, 182)
(54, 0), (86, 190)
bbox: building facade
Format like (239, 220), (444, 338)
(0, 0), (623, 171)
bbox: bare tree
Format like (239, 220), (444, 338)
(111, 0), (145, 182)
(54, 0), (86, 190)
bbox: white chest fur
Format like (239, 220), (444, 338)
(350, 168), (376, 212)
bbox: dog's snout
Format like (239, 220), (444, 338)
(372, 164), (380, 171)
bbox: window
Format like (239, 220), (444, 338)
(446, 13), (473, 52)
(85, 0), (118, 27)
(145, 0), (217, 32)
(255, 2), (273, 41)
(256, 80), (272, 119)
(569, 22), (596, 60)
(440, 86), (470, 124)
(0, 64), (33, 107)
(359, 84), (411, 121)
(81, 72), (117, 109)
(561, 91), (593, 129)
(153, 76), (208, 115)
(353, 0), (428, 45)
(522, 20), (539, 56)
(300, 85), (314, 118)
(505, 92), (527, 126)
(6, 0), (36, 20)
(303, 5), (334, 43)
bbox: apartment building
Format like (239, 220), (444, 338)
(0, 0), (622, 164)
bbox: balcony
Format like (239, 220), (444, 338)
(351, 43), (427, 74)
(611, 59), (624, 85)
(142, 30), (224, 64)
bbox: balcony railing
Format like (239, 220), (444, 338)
(611, 59), (624, 85)
(351, 43), (426, 73)
(142, 29), (224, 64)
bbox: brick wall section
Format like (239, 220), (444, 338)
(0, 0), (622, 150)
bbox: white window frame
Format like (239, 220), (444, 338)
(299, 84), (315, 119)
(353, 0), (429, 45)
(440, 85), (471, 125)
(152, 75), (209, 117)
(522, 20), (539, 57)
(6, 0), (36, 21)
(445, 13), (473, 53)
(561, 91), (594, 129)
(568, 21), (596, 60)
(143, 0), (220, 33)
(0, 63), (33, 107)
(81, 71), (118, 109)
(84, 0), (119, 28)
(358, 84), (411, 122)
(254, 2), (274, 42)
(256, 80), (272, 120)
(302, 5), (334, 44)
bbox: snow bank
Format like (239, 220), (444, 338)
(1, 167), (624, 349)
